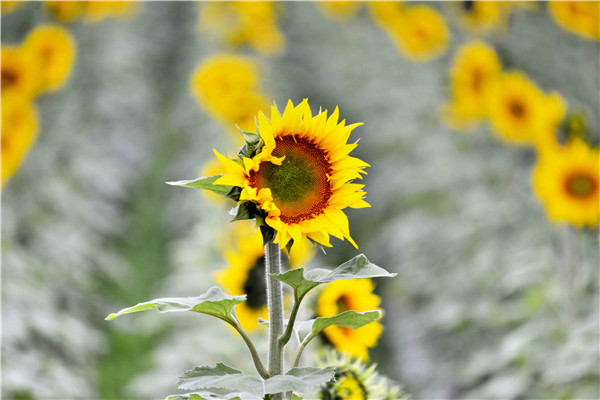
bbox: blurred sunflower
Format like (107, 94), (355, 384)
(199, 1), (285, 55)
(213, 99), (370, 252)
(214, 226), (268, 331)
(386, 5), (450, 62)
(487, 71), (566, 147)
(1, 46), (38, 98)
(454, 1), (511, 34)
(317, 1), (363, 21)
(369, 1), (404, 29)
(83, 1), (139, 23)
(316, 351), (408, 400)
(532, 139), (599, 228)
(549, 1), (599, 41)
(1, 0), (22, 15)
(44, 1), (85, 23)
(214, 221), (314, 331)
(24, 25), (76, 93)
(316, 279), (382, 360)
(190, 54), (269, 140)
(1, 93), (39, 187)
(442, 41), (501, 131)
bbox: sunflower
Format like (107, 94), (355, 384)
(316, 279), (382, 360)
(441, 41), (501, 131)
(83, 1), (139, 22)
(1, 46), (38, 98)
(214, 221), (314, 331)
(44, 1), (85, 23)
(189, 54), (269, 137)
(532, 139), (599, 228)
(24, 25), (76, 94)
(369, 1), (404, 29)
(213, 99), (369, 252)
(487, 71), (566, 147)
(549, 1), (599, 41)
(317, 1), (363, 21)
(1, 0), (22, 15)
(199, 2), (285, 55)
(1, 93), (39, 187)
(316, 351), (408, 400)
(454, 1), (512, 34)
(384, 5), (450, 62)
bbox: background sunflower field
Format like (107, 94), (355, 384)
(2, 2), (598, 400)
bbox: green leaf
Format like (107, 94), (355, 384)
(167, 390), (260, 400)
(166, 175), (232, 196)
(264, 367), (335, 394)
(176, 364), (334, 397)
(296, 310), (382, 342)
(272, 254), (395, 300)
(177, 363), (263, 394)
(105, 286), (246, 323)
(229, 202), (258, 222)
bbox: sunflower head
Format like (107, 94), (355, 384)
(533, 138), (599, 228)
(1, 93), (39, 186)
(24, 25), (76, 93)
(1, 46), (38, 98)
(213, 99), (370, 253)
(44, 1), (85, 23)
(549, 1), (600, 41)
(316, 350), (409, 400)
(316, 279), (383, 361)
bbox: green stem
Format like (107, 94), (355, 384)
(278, 295), (303, 347)
(229, 318), (270, 379)
(265, 241), (284, 398)
(290, 333), (315, 369)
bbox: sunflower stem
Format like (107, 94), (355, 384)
(229, 318), (270, 379)
(265, 241), (284, 398)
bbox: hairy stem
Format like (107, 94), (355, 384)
(265, 241), (284, 398)
(229, 318), (270, 379)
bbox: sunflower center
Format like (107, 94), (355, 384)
(564, 172), (598, 199)
(471, 68), (483, 92)
(462, 1), (474, 11)
(336, 294), (352, 314)
(251, 136), (332, 224)
(508, 99), (526, 120)
(243, 256), (267, 310)
(1, 69), (18, 89)
(336, 373), (368, 400)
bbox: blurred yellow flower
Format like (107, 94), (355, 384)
(199, 1), (285, 56)
(1, 46), (38, 98)
(376, 4), (450, 62)
(335, 375), (367, 399)
(1, 93), (39, 187)
(189, 54), (269, 139)
(44, 1), (85, 23)
(317, 1), (363, 21)
(214, 226), (269, 332)
(369, 1), (404, 29)
(532, 139), (599, 227)
(316, 279), (382, 361)
(83, 1), (139, 23)
(442, 41), (501, 131)
(24, 25), (76, 93)
(1, 0), (22, 15)
(549, 1), (599, 41)
(456, 1), (511, 34)
(487, 71), (566, 146)
(214, 221), (314, 331)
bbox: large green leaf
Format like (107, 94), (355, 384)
(264, 367), (335, 394)
(296, 310), (382, 342)
(105, 286), (245, 323)
(166, 175), (232, 196)
(167, 390), (260, 400)
(176, 364), (334, 397)
(272, 254), (396, 299)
